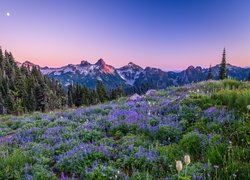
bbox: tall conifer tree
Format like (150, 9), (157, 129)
(96, 80), (108, 103)
(207, 65), (212, 80)
(219, 48), (227, 80)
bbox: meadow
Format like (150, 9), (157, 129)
(0, 80), (249, 179)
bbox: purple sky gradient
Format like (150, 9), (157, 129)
(0, 0), (249, 70)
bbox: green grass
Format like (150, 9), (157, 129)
(0, 80), (249, 179)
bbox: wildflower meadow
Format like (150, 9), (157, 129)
(0, 80), (249, 179)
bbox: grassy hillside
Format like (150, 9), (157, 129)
(0, 80), (249, 179)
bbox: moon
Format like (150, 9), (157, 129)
(6, 12), (10, 16)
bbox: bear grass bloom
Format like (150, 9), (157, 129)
(176, 160), (183, 171)
(184, 154), (191, 177)
(176, 160), (183, 179)
(184, 155), (190, 165)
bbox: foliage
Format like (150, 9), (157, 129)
(0, 47), (66, 114)
(211, 88), (250, 112)
(0, 47), (125, 115)
(0, 80), (249, 179)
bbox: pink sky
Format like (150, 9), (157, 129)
(1, 0), (250, 71)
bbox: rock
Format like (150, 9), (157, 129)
(128, 93), (141, 101)
(146, 89), (157, 96)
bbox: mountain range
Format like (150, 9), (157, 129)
(18, 59), (250, 94)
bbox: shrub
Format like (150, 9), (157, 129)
(84, 165), (121, 180)
(179, 132), (208, 160)
(154, 125), (182, 144)
(31, 164), (57, 180)
(0, 148), (33, 179)
(212, 89), (250, 112)
(180, 104), (202, 125)
(204, 143), (227, 166)
(222, 79), (242, 90)
(181, 93), (213, 110)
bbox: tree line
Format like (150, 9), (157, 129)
(0, 47), (66, 115)
(67, 81), (124, 108)
(0, 47), (125, 115)
(1, 47), (249, 115)
(207, 48), (250, 81)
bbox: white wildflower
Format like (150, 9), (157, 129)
(176, 160), (183, 171)
(184, 155), (190, 165)
(214, 165), (219, 169)
(148, 101), (152, 107)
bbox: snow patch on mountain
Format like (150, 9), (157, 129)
(117, 70), (135, 85)
(54, 71), (62, 76)
(40, 59), (115, 76)
(116, 63), (143, 85)
(15, 59), (250, 90)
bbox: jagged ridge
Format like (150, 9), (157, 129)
(16, 60), (250, 93)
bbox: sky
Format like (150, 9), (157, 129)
(0, 0), (250, 70)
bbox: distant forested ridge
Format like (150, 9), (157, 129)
(0, 47), (66, 114)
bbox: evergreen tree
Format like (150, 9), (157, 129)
(89, 90), (98, 105)
(110, 89), (116, 100)
(58, 83), (66, 108)
(248, 72), (250, 81)
(75, 83), (82, 107)
(26, 78), (36, 112)
(96, 80), (108, 103)
(219, 48), (227, 80)
(110, 86), (125, 100)
(0, 47), (66, 114)
(68, 84), (74, 108)
(0, 47), (3, 68)
(35, 83), (47, 112)
(207, 65), (212, 80)
(80, 86), (90, 106)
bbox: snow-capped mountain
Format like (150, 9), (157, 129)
(16, 59), (250, 94)
(116, 62), (144, 85)
(40, 59), (115, 76)
(39, 59), (123, 89)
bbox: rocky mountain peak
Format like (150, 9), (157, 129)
(15, 59), (249, 91)
(22, 61), (39, 70)
(95, 59), (106, 66)
(187, 66), (195, 70)
(80, 60), (90, 65)
(128, 62), (136, 66)
(117, 62), (142, 72)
